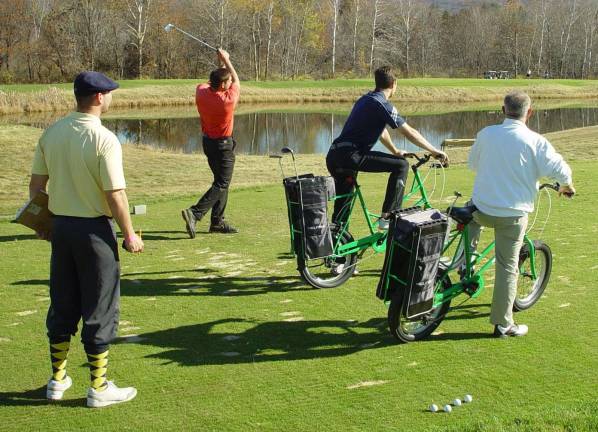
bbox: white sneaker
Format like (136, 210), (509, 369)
(378, 218), (390, 230)
(47, 375), (73, 400)
(87, 381), (137, 408)
(331, 263), (345, 275)
(494, 323), (528, 338)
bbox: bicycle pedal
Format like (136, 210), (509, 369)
(463, 281), (479, 296)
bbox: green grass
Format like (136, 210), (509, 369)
(248, 77), (598, 89)
(1, 153), (597, 430)
(3, 78), (598, 93)
(3, 78), (598, 115)
(1, 123), (597, 430)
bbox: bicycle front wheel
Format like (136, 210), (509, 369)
(388, 276), (452, 343)
(297, 228), (357, 289)
(514, 240), (552, 311)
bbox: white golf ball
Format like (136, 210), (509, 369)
(464, 394), (473, 403)
(429, 404), (439, 413)
(453, 398), (462, 406)
(444, 404), (452, 413)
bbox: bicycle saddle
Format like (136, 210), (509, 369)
(447, 205), (477, 224)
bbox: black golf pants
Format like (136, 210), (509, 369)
(191, 137), (236, 224)
(326, 147), (409, 225)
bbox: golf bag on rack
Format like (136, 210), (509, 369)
(376, 207), (448, 319)
(283, 174), (335, 259)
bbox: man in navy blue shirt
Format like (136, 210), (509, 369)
(327, 66), (448, 227)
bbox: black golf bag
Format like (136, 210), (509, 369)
(283, 174), (336, 259)
(376, 207), (448, 319)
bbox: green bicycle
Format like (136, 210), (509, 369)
(385, 183), (565, 343)
(277, 148), (444, 289)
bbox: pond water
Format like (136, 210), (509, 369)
(6, 104), (598, 155)
(103, 107), (598, 154)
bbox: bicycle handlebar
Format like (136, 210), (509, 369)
(539, 182), (574, 198)
(539, 182), (559, 191)
(403, 153), (432, 169)
(403, 152), (447, 170)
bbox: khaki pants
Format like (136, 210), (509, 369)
(468, 210), (528, 327)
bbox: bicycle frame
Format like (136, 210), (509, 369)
(433, 221), (538, 308)
(332, 160), (434, 258)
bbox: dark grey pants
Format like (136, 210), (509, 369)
(47, 216), (120, 353)
(191, 137), (236, 224)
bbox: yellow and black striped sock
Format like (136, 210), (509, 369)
(50, 340), (70, 382)
(87, 350), (109, 391)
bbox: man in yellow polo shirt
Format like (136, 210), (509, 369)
(29, 71), (144, 408)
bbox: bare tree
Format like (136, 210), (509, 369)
(394, 0), (421, 76)
(125, 0), (152, 78)
(536, 0), (548, 76)
(76, 0), (107, 70)
(25, 0), (53, 80)
(369, 0), (382, 75)
(0, 0), (27, 73)
(4, 0), (598, 82)
(558, 0), (580, 77)
(351, 0), (360, 71)
(265, 0), (274, 79)
(329, 0), (340, 77)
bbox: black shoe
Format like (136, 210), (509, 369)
(209, 220), (238, 234)
(181, 209), (197, 239)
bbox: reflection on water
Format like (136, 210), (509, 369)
(4, 106), (598, 155)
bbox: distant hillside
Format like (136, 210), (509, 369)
(426, 0), (504, 12)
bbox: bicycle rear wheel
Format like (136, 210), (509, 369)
(388, 275), (452, 343)
(514, 240), (552, 311)
(297, 227), (357, 289)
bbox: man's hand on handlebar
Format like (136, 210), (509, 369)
(558, 184), (575, 198)
(391, 148), (406, 157)
(431, 149), (449, 167)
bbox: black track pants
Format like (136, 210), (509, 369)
(326, 147), (409, 224)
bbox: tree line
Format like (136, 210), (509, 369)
(1, 0), (597, 84)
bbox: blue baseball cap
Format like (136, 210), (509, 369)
(74, 71), (119, 96)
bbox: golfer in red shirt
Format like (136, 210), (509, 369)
(182, 49), (240, 237)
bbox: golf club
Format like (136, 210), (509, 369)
(163, 23), (218, 52)
(280, 147), (298, 178)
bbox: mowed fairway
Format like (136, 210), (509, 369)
(0, 129), (597, 430)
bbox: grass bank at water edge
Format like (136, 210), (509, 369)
(2, 78), (598, 114)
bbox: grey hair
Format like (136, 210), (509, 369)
(503, 91), (531, 119)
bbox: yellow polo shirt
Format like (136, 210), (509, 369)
(31, 112), (126, 218)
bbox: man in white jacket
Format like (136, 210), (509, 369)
(468, 90), (575, 337)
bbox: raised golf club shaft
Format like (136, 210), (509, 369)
(166, 24), (218, 52)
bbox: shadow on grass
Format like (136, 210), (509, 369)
(419, 331), (494, 342)
(0, 386), (86, 408)
(12, 271), (311, 297)
(123, 230), (188, 241)
(129, 317), (393, 366)
(443, 303), (491, 321)
(120, 272), (312, 297)
(0, 233), (38, 242)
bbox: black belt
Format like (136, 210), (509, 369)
(330, 142), (359, 150)
(53, 215), (111, 220)
(203, 135), (233, 142)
